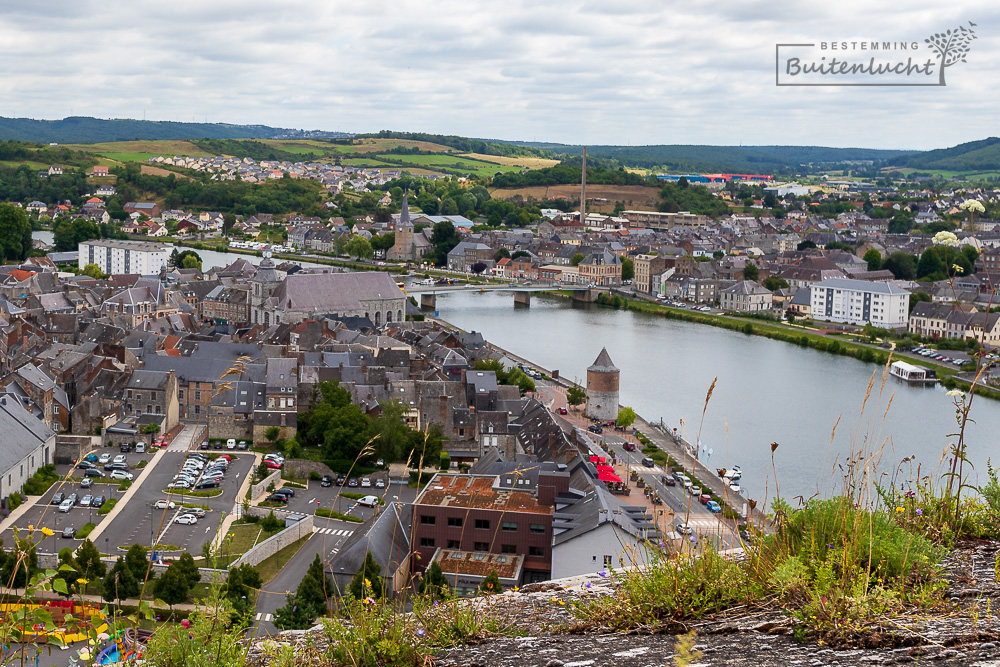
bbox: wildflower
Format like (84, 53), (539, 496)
(946, 389), (964, 398)
(364, 598), (375, 606)
(933, 230), (959, 247)
(895, 506), (904, 513)
(364, 578), (371, 587)
(585, 582), (592, 589)
(180, 619), (191, 629)
(513, 586), (519, 592)
(433, 599), (439, 607)
(417, 628), (425, 637)
(905, 490), (916, 498)
(960, 199), (986, 214)
(827, 544), (834, 549)
(916, 509), (923, 516)
(658, 541), (666, 548)
(951, 264), (965, 273)
(598, 570), (608, 578)
(76, 578), (88, 585)
(690, 536), (696, 543)
(40, 527), (54, 537)
(558, 600), (566, 606)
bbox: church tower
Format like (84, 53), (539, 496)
(586, 347), (620, 421)
(250, 246), (282, 325)
(389, 190), (414, 261)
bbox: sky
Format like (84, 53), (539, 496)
(1, 0), (997, 150)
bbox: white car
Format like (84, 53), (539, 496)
(360, 478), (372, 488)
(374, 478), (385, 489)
(58, 499), (74, 513)
(174, 514), (198, 525)
(154, 499), (176, 509)
(113, 454), (127, 465)
(356, 495), (379, 508)
(226, 439), (237, 450)
(167, 480), (191, 489)
(675, 522), (694, 535)
(98, 453), (112, 464)
(728, 482), (742, 494)
(110, 470), (134, 481)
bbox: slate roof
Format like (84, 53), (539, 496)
(270, 272), (403, 313)
(812, 278), (910, 295)
(588, 347), (618, 372)
(0, 397), (54, 474)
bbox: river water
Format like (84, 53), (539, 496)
(433, 290), (997, 505)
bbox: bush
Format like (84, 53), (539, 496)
(260, 512), (284, 533)
(315, 508), (364, 523)
(308, 470), (322, 481)
(97, 498), (118, 515)
(9, 493), (23, 511)
(118, 481), (132, 491)
(439, 452), (451, 470)
(22, 465), (60, 495)
(75, 523), (97, 539)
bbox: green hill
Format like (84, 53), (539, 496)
(891, 137), (1000, 171)
(0, 116), (351, 144)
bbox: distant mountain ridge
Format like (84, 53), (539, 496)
(891, 137), (1000, 171)
(0, 116), (351, 144)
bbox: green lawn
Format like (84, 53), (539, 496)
(256, 535), (312, 584)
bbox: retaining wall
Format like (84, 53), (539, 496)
(250, 470), (281, 500)
(233, 514), (315, 568)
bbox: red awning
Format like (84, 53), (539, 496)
(589, 455), (599, 463)
(596, 464), (615, 472)
(598, 470), (622, 483)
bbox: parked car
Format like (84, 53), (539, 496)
(320, 476), (334, 487)
(120, 442), (131, 453)
(622, 442), (636, 452)
(226, 439), (237, 450)
(347, 478), (359, 488)
(356, 495), (379, 508)
(84, 454), (99, 463)
(104, 463), (129, 472)
(62, 527), (76, 538)
(154, 499), (176, 510)
(274, 488), (294, 499)
(98, 453), (112, 464)
(706, 500), (722, 513)
(266, 493), (288, 503)
(375, 478), (385, 489)
(76, 461), (96, 471)
(188, 508), (207, 518)
(51, 492), (65, 505)
(336, 476), (346, 486)
(265, 460), (283, 470)
(641, 457), (655, 468)
(58, 499), (74, 513)
(92, 495), (106, 508)
(557, 407), (568, 415)
(81, 478), (93, 489)
(110, 471), (134, 481)
(360, 478), (372, 488)
(675, 522), (694, 535)
(663, 476), (676, 486)
(194, 479), (219, 490)
(167, 480), (191, 489)
(588, 424), (603, 434)
(113, 454), (127, 465)
(690, 486), (701, 496)
(237, 441), (249, 450)
(174, 514), (198, 525)
(135, 442), (146, 454)
(199, 440), (210, 450)
(85, 469), (106, 479)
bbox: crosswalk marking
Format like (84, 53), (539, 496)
(311, 527), (354, 536)
(255, 613), (273, 622)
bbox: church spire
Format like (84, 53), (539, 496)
(400, 189), (411, 226)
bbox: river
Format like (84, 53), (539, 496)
(433, 290), (996, 505)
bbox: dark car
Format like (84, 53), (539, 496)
(347, 478), (359, 488)
(51, 492), (65, 505)
(91, 495), (106, 508)
(194, 479), (219, 490)
(336, 476), (346, 486)
(274, 488), (294, 498)
(120, 442), (132, 453)
(76, 461), (96, 470)
(320, 475), (333, 487)
(85, 468), (107, 478)
(199, 440), (210, 450)
(588, 424), (603, 434)
(104, 462), (130, 472)
(237, 441), (249, 450)
(62, 527), (77, 539)
(662, 476), (676, 486)
(266, 493), (289, 503)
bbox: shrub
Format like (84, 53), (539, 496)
(97, 498), (118, 515)
(75, 523), (97, 540)
(308, 470), (322, 481)
(259, 512), (283, 533)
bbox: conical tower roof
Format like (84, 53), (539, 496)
(588, 347), (618, 372)
(399, 190), (412, 226)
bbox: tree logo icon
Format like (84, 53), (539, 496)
(925, 21), (977, 85)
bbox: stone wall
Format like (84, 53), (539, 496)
(207, 413), (253, 441)
(233, 514), (314, 568)
(250, 470), (281, 501)
(54, 435), (99, 464)
(283, 459), (335, 480)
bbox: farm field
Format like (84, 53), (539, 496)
(62, 140), (210, 156)
(376, 153), (519, 177)
(461, 153), (560, 169)
(349, 137), (454, 153)
(890, 167), (1000, 181)
(490, 184), (662, 211)
(0, 159), (48, 170)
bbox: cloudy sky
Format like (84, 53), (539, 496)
(1, 1), (997, 149)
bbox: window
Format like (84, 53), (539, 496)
(419, 537), (435, 548)
(529, 546), (544, 557)
(529, 524), (546, 534)
(501, 521), (518, 532)
(446, 539), (461, 549)
(604, 555), (613, 566)
(178, 389), (184, 399)
(474, 542), (489, 552)
(501, 544), (516, 554)
(420, 515), (436, 525)
(474, 519), (490, 530)
(195, 391), (201, 401)
(447, 517), (463, 527)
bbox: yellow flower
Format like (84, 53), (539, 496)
(77, 578), (88, 585)
(895, 506), (904, 513)
(364, 579), (371, 587)
(40, 527), (55, 537)
(558, 600), (566, 606)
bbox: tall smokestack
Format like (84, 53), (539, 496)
(580, 147), (587, 228)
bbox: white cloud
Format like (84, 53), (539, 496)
(1, 0), (997, 149)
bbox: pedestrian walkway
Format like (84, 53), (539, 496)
(255, 612), (273, 622)
(312, 527), (353, 537)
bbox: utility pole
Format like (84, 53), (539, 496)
(580, 147), (587, 228)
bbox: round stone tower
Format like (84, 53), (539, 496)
(586, 347), (619, 422)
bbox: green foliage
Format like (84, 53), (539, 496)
(350, 551), (386, 600)
(275, 555), (331, 629)
(763, 276), (789, 291)
(260, 511), (284, 533)
(566, 384), (587, 408)
(345, 235), (374, 260)
(917, 244), (972, 280)
(480, 569), (502, 595)
(76, 538), (106, 580)
(54, 548), (81, 598)
(154, 562), (192, 608)
(473, 359), (534, 393)
(621, 257), (634, 282)
(419, 560), (451, 600)
(223, 563), (262, 604)
(742, 262), (759, 282)
(264, 425), (281, 444)
(80, 262), (107, 279)
(863, 248), (882, 271)
(370, 399), (410, 463)
(314, 508), (364, 522)
(144, 591), (248, 667)
(181, 254), (202, 270)
(97, 498), (118, 515)
(102, 556), (140, 602)
(75, 522), (96, 539)
(175, 551), (202, 588)
(908, 291), (932, 312)
(570, 252), (584, 266)
(273, 593), (315, 630)
(125, 543), (151, 583)
(616, 406), (637, 429)
(439, 451), (451, 470)
(882, 252), (918, 280)
(0, 203), (32, 261)
(21, 464), (59, 495)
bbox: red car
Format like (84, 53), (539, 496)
(622, 442), (636, 452)
(557, 407), (568, 415)
(265, 460), (282, 469)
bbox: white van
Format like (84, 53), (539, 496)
(357, 495), (380, 508)
(135, 442), (146, 453)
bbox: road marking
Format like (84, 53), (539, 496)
(255, 613), (272, 622)
(307, 497), (316, 504)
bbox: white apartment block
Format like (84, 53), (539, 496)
(810, 278), (909, 328)
(79, 239), (170, 276)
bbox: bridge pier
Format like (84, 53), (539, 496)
(513, 291), (531, 307)
(573, 289), (594, 304)
(420, 293), (437, 310)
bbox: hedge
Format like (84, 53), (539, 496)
(314, 508), (364, 523)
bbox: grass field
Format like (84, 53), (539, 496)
(461, 152), (560, 169)
(0, 160), (48, 170)
(350, 137), (454, 153)
(889, 167), (1000, 181)
(340, 157), (399, 168)
(96, 151), (165, 163)
(63, 140), (210, 155)
(491, 183), (661, 211)
(377, 153), (519, 177)
(141, 164), (192, 179)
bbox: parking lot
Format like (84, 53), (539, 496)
(2, 446), (158, 552)
(279, 470), (417, 519)
(99, 451), (256, 556)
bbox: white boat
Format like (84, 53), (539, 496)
(889, 361), (937, 385)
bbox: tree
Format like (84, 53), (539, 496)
(494, 248), (511, 261)
(260, 512), (283, 533)
(796, 240), (817, 251)
(273, 593), (314, 630)
(888, 212), (914, 234)
(168, 248), (180, 268)
(124, 544), (151, 584)
(763, 276), (789, 291)
(76, 539), (106, 581)
(712, 250), (725, 259)
(0, 538), (37, 589)
(616, 406), (637, 429)
(80, 263), (106, 279)
(181, 255), (202, 271)
(223, 564), (262, 604)
(430, 221), (460, 266)
(174, 249), (201, 268)
(566, 384), (587, 411)
(621, 257), (634, 282)
(742, 262), (759, 282)
(175, 551), (202, 588)
(419, 560), (450, 600)
(103, 557), (140, 603)
(511, 250), (530, 260)
(369, 399), (409, 463)
(0, 203), (32, 262)
(480, 569), (502, 595)
(570, 253), (584, 266)
(264, 425), (281, 447)
(140, 423), (160, 436)
(349, 551), (385, 600)
(863, 248), (882, 271)
(909, 291), (932, 312)
(55, 548), (81, 598)
(470, 261), (487, 274)
(882, 252), (918, 280)
(153, 563), (191, 609)
(296, 554), (332, 617)
(345, 235), (374, 260)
